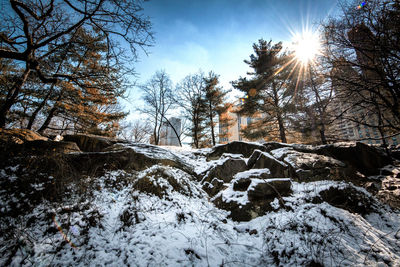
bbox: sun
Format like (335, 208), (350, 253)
(292, 30), (321, 65)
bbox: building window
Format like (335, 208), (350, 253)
(247, 117), (252, 125)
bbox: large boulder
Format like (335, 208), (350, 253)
(311, 142), (391, 176)
(0, 128), (48, 144)
(270, 147), (354, 182)
(203, 158), (248, 183)
(262, 141), (292, 152)
(63, 134), (118, 152)
(313, 185), (377, 216)
(213, 177), (292, 221)
(207, 141), (267, 160)
(133, 165), (201, 198)
(247, 150), (289, 177)
(23, 140), (81, 153)
(66, 143), (195, 176)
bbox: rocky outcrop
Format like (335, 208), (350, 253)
(207, 141), (267, 160)
(247, 150), (289, 177)
(308, 142), (391, 176)
(270, 147), (354, 182)
(313, 186), (377, 216)
(66, 143), (195, 175)
(202, 158), (248, 183)
(24, 140), (81, 153)
(63, 134), (118, 152)
(213, 177), (292, 221)
(0, 128), (48, 144)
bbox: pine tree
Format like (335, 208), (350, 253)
(232, 40), (295, 143)
(203, 71), (231, 146)
(36, 28), (127, 135)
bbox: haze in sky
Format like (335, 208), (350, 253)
(127, 0), (339, 119)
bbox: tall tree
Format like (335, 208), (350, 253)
(232, 40), (295, 143)
(203, 71), (231, 146)
(0, 0), (153, 127)
(32, 28), (128, 135)
(138, 70), (174, 145)
(175, 72), (207, 148)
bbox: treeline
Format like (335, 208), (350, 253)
(1, 0), (399, 147)
(137, 70), (232, 148)
(0, 0), (153, 136)
(234, 0), (400, 145)
(139, 0), (399, 147)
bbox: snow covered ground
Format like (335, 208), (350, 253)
(1, 147), (399, 266)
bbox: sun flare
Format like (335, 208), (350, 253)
(292, 30), (321, 65)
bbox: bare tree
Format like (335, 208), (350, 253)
(322, 0), (400, 139)
(138, 70), (174, 145)
(175, 72), (207, 148)
(119, 119), (151, 143)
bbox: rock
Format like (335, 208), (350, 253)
(311, 142), (392, 176)
(275, 149), (353, 182)
(233, 177), (252, 191)
(133, 165), (199, 198)
(262, 141), (292, 152)
(247, 178), (292, 201)
(63, 134), (119, 152)
(213, 178), (292, 221)
(248, 150), (289, 177)
(207, 141), (267, 160)
(313, 186), (376, 216)
(66, 143), (195, 176)
(0, 128), (48, 144)
(203, 158), (248, 183)
(232, 169), (272, 191)
(24, 140), (81, 153)
(202, 178), (225, 197)
(377, 177), (400, 209)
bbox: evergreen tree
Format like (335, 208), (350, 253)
(232, 40), (295, 143)
(35, 28), (127, 135)
(203, 71), (231, 146)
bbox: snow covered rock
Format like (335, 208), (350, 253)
(207, 141), (267, 160)
(132, 165), (202, 198)
(67, 143), (195, 175)
(63, 134), (121, 152)
(232, 169), (273, 191)
(270, 147), (354, 182)
(248, 149), (289, 177)
(202, 157), (248, 183)
(202, 177), (225, 197)
(311, 142), (392, 176)
(213, 177), (292, 221)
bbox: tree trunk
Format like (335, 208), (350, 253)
(0, 68), (31, 128)
(163, 116), (182, 147)
(319, 123), (327, 144)
(193, 115), (199, 148)
(276, 114), (287, 143)
(38, 92), (63, 134)
(209, 100), (216, 146)
(27, 84), (56, 130)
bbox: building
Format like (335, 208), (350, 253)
(159, 117), (181, 146)
(219, 99), (253, 143)
(327, 24), (400, 146)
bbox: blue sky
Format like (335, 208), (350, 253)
(127, 0), (340, 119)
